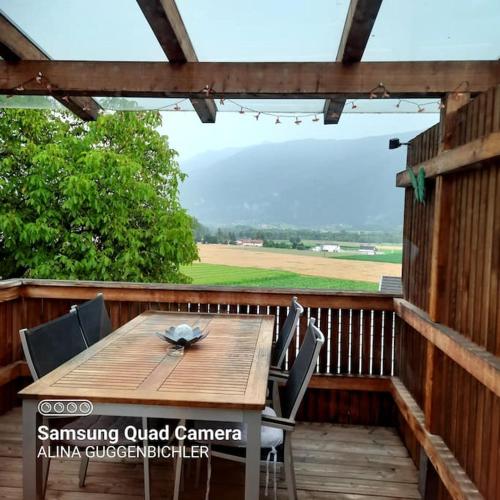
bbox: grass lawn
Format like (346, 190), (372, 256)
(181, 263), (378, 291)
(330, 249), (403, 264)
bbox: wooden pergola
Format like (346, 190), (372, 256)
(0, 0), (499, 122)
(0, 2), (499, 499)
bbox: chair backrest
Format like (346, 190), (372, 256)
(71, 293), (112, 347)
(280, 318), (325, 420)
(271, 296), (304, 368)
(20, 310), (87, 380)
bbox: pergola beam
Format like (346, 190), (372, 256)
(324, 0), (382, 124)
(0, 60), (498, 99)
(0, 14), (100, 121)
(136, 0), (216, 123)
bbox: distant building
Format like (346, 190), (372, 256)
(236, 239), (264, 247)
(312, 244), (340, 253)
(359, 244), (378, 255)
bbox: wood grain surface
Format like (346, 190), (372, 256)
(19, 311), (274, 410)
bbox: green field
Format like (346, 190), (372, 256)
(181, 263), (378, 291)
(330, 249), (403, 264)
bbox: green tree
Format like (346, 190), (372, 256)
(0, 109), (198, 282)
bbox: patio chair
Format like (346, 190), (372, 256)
(271, 296), (304, 369)
(70, 292), (113, 347)
(19, 311), (152, 499)
(268, 297), (303, 414)
(176, 317), (325, 500)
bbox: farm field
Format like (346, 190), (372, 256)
(330, 249), (403, 264)
(197, 244), (401, 283)
(182, 263), (378, 291)
(220, 243), (403, 263)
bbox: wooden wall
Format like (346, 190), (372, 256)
(438, 166), (500, 354)
(397, 86), (500, 499)
(402, 181), (436, 312)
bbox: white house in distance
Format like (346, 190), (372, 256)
(312, 244), (341, 253)
(359, 244), (378, 255)
(236, 239), (264, 247)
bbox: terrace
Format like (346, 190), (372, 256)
(0, 1), (499, 499)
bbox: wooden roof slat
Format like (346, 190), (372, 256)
(137, 0), (216, 123)
(0, 13), (100, 121)
(1, 60), (498, 99)
(324, 0), (382, 124)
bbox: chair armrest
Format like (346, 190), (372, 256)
(268, 368), (289, 384)
(262, 414), (295, 431)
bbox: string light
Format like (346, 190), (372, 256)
(4, 73), (459, 123)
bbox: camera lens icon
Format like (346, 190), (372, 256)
(38, 399), (93, 417)
(66, 402), (78, 414)
(53, 402), (64, 414)
(39, 401), (52, 415)
(79, 401), (91, 414)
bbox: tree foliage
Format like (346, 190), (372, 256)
(0, 109), (198, 282)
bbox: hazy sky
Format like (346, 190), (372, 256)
(159, 112), (438, 162)
(1, 0), (498, 161)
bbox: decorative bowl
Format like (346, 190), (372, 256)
(155, 323), (209, 347)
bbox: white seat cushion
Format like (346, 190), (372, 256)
(193, 406), (283, 448)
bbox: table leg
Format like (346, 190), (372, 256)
(142, 417), (151, 500)
(23, 399), (42, 499)
(244, 410), (261, 500)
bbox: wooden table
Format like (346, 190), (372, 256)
(20, 310), (275, 500)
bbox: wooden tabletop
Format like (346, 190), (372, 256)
(19, 311), (275, 410)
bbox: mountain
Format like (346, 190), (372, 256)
(179, 134), (413, 229)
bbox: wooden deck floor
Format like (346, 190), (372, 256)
(0, 407), (420, 500)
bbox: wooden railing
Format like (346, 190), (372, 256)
(0, 279), (398, 423)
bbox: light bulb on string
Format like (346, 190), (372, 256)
(255, 112), (260, 120)
(383, 90), (390, 98)
(417, 105), (425, 113)
(312, 115), (319, 122)
(174, 104), (181, 111)
(294, 117), (302, 125)
(275, 116), (281, 124)
(15, 85), (24, 91)
(35, 72), (43, 84)
(62, 96), (70, 102)
(351, 102), (357, 109)
(395, 100), (401, 108)
(219, 98), (225, 105)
